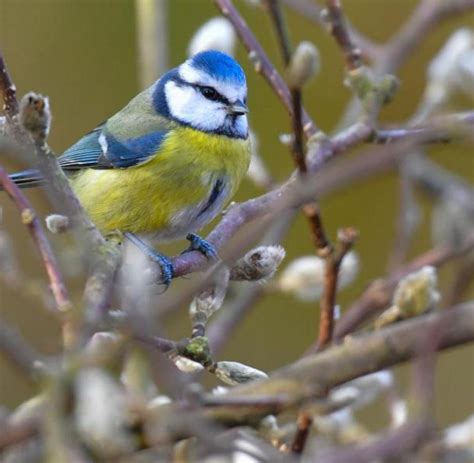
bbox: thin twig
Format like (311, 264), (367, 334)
(264, 0), (293, 64)
(325, 0), (363, 71)
(282, 0), (381, 60)
(291, 412), (313, 454)
(264, 0), (348, 356)
(317, 227), (358, 349)
(0, 165), (74, 346)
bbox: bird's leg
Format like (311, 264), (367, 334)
(124, 232), (174, 285)
(184, 233), (218, 259)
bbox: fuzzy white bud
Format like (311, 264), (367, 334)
(147, 395), (172, 409)
(287, 41), (320, 89)
(45, 214), (69, 234)
(424, 29), (474, 109)
(246, 130), (273, 189)
(214, 361), (267, 385)
(189, 267), (230, 327)
(392, 266), (440, 315)
(75, 368), (136, 457)
(375, 266), (440, 329)
(19, 92), (51, 142)
(230, 245), (286, 282)
(171, 355), (205, 373)
(443, 415), (474, 450)
(278, 251), (359, 302)
(188, 17), (236, 57)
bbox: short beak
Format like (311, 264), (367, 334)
(227, 100), (248, 116)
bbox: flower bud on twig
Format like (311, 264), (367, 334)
(230, 245), (286, 282)
(19, 92), (51, 144)
(169, 353), (205, 373)
(45, 214), (69, 234)
(287, 41), (320, 89)
(443, 415), (474, 453)
(213, 361), (268, 385)
(277, 251), (359, 301)
(375, 266), (440, 329)
(188, 17), (236, 57)
(189, 267), (230, 335)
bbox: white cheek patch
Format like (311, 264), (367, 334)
(179, 62), (246, 103)
(165, 80), (227, 132)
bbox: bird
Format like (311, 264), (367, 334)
(5, 50), (251, 284)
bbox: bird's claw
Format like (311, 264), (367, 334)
(148, 251), (174, 286)
(184, 233), (218, 260)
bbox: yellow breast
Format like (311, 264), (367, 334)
(71, 127), (250, 236)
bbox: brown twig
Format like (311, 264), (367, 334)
(282, 0), (381, 60)
(0, 165), (74, 346)
(263, 0), (351, 356)
(324, 0), (363, 71)
(263, 0), (293, 64)
(291, 412), (313, 454)
(317, 227), (358, 349)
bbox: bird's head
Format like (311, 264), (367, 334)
(153, 50), (248, 139)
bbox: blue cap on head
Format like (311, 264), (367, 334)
(190, 50), (246, 85)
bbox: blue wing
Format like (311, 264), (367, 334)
(6, 125), (169, 188)
(59, 125), (168, 170)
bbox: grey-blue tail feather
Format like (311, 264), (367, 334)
(2, 169), (45, 189)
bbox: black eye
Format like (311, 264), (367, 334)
(200, 86), (219, 101)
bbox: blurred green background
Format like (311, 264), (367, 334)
(0, 0), (473, 430)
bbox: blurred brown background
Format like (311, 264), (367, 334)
(0, 0), (473, 428)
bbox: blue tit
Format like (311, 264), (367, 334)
(5, 50), (251, 283)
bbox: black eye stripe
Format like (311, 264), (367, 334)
(196, 85), (229, 104)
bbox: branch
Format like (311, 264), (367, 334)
(282, 0), (381, 60)
(317, 227), (358, 349)
(0, 166), (71, 314)
(373, 111), (474, 144)
(324, 0), (363, 71)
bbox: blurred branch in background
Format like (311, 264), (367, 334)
(0, 0), (473, 461)
(135, 0), (168, 88)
